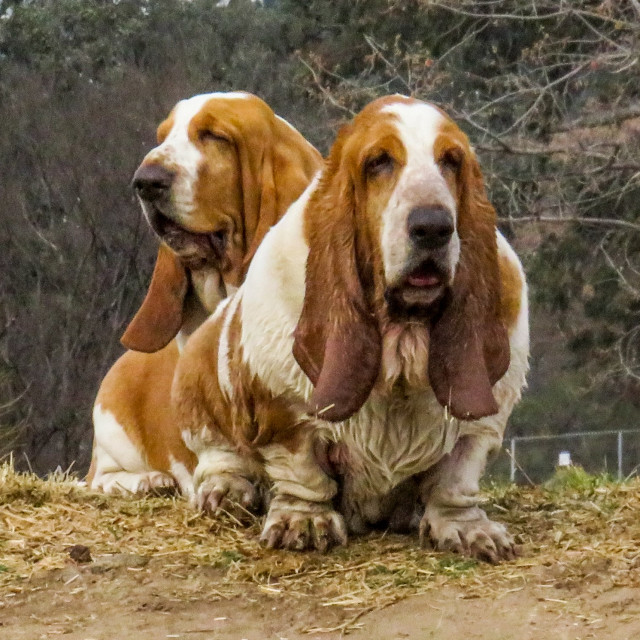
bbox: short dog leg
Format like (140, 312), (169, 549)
(419, 433), (517, 563)
(259, 432), (347, 552)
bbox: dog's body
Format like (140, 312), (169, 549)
(173, 95), (529, 561)
(87, 92), (322, 495)
(173, 96), (528, 561)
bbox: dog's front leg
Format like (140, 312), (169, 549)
(259, 428), (347, 552)
(419, 431), (517, 563)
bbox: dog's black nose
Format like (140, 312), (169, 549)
(407, 206), (454, 250)
(132, 164), (175, 202)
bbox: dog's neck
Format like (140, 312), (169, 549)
(176, 269), (228, 352)
(379, 322), (430, 392)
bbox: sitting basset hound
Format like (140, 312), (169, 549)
(172, 94), (529, 562)
(87, 92), (322, 496)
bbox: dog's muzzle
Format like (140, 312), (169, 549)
(385, 206), (455, 316)
(132, 163), (227, 270)
(132, 163), (175, 205)
(407, 205), (454, 253)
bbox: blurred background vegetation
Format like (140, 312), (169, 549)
(0, 0), (638, 477)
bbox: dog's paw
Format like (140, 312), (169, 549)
(138, 471), (179, 496)
(419, 504), (518, 564)
(195, 473), (259, 518)
(260, 495), (347, 553)
(98, 470), (178, 496)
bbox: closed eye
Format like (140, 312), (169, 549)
(198, 129), (231, 144)
(365, 151), (395, 178)
(438, 148), (463, 174)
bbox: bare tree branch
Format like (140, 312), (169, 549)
(553, 107), (640, 132)
(499, 216), (640, 233)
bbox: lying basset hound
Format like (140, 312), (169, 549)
(172, 94), (529, 562)
(87, 92), (322, 496)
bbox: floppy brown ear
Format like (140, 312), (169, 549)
(428, 153), (510, 421)
(121, 243), (189, 353)
(292, 146), (381, 423)
(238, 111), (323, 270)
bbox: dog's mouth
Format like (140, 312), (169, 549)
(405, 260), (445, 291)
(143, 205), (227, 270)
(385, 259), (449, 318)
(402, 259), (448, 303)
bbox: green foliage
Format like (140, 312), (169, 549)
(543, 465), (614, 494)
(511, 370), (639, 436)
(436, 556), (478, 575)
(215, 549), (247, 567)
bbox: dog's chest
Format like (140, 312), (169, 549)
(330, 388), (459, 498)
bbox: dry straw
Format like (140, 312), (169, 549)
(2, 460), (639, 626)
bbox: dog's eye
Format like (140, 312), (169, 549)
(198, 129), (230, 144)
(438, 149), (462, 175)
(365, 152), (395, 178)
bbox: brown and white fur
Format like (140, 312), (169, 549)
(87, 92), (322, 496)
(172, 95), (529, 561)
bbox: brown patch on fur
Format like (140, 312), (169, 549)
(292, 170), (381, 420)
(173, 297), (308, 464)
(121, 244), (188, 352)
(189, 95), (322, 282)
(94, 341), (197, 475)
(172, 305), (234, 444)
(156, 109), (175, 143)
(498, 253), (523, 332)
(225, 301), (310, 453)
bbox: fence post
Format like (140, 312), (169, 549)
(510, 438), (516, 483)
(617, 431), (623, 481)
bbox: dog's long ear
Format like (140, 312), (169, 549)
(121, 243), (188, 352)
(236, 105), (323, 272)
(293, 135), (381, 422)
(428, 151), (510, 421)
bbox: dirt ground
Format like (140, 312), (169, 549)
(2, 468), (640, 639)
(2, 554), (640, 639)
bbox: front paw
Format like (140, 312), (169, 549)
(419, 504), (518, 564)
(195, 473), (260, 518)
(260, 495), (348, 553)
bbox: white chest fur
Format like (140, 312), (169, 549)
(329, 322), (456, 498)
(331, 387), (458, 497)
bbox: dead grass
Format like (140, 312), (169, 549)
(2, 461), (639, 621)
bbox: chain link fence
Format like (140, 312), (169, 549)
(487, 430), (640, 484)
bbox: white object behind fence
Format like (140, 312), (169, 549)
(508, 429), (639, 483)
(558, 451), (572, 467)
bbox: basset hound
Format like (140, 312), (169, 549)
(172, 95), (529, 561)
(87, 92), (322, 496)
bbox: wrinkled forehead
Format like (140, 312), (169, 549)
(157, 91), (255, 142)
(345, 97), (467, 165)
(381, 101), (448, 161)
